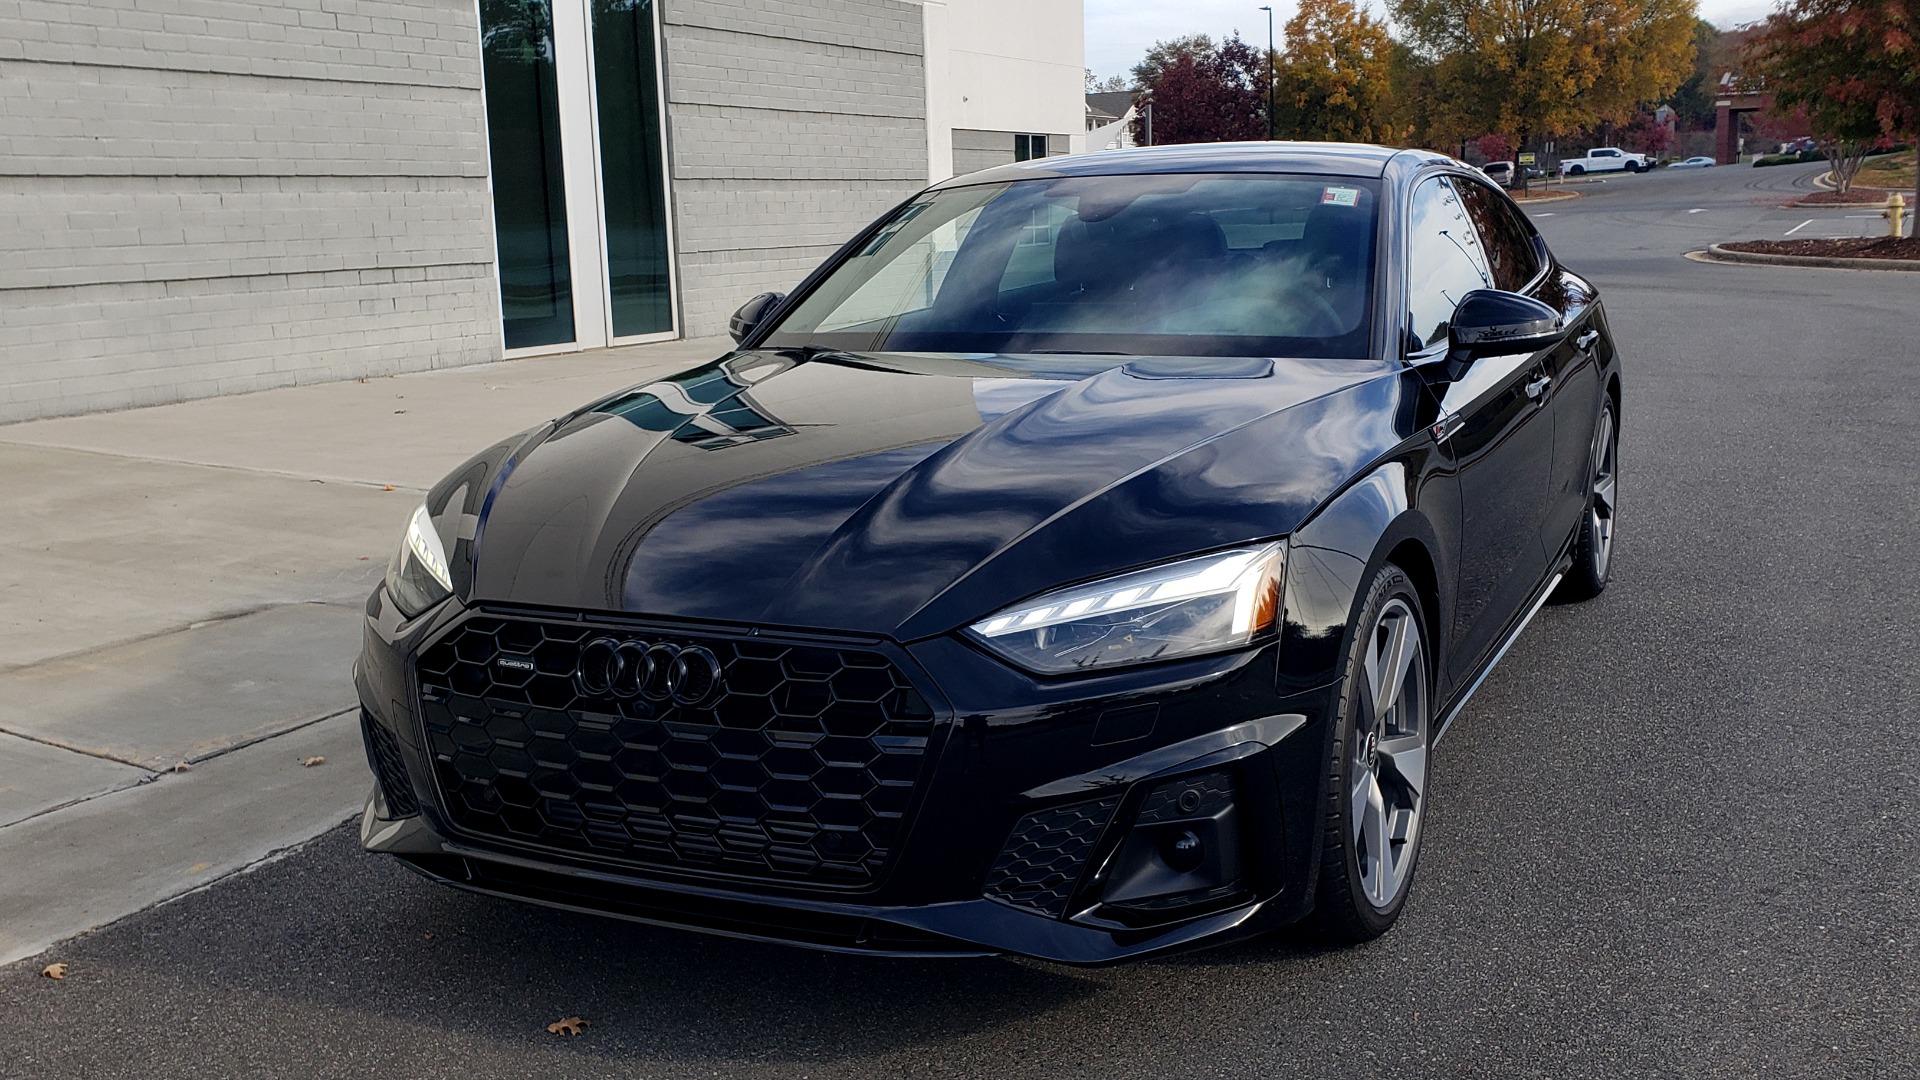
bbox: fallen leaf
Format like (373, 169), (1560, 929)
(393, 409), (408, 415)
(383, 485), (395, 492)
(41, 963), (67, 980)
(546, 1017), (590, 1036)
(358, 556), (370, 561)
(170, 761), (192, 773)
(301, 756), (326, 767)
(422, 931), (434, 940)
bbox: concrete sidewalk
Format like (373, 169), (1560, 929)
(0, 336), (727, 965)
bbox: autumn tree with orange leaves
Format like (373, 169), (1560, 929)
(1743, 0), (1919, 204)
(1272, 0), (1396, 142)
(1389, 0), (1698, 157)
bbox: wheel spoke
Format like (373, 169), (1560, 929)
(1372, 612), (1415, 718)
(1362, 777), (1388, 905)
(1593, 472), (1617, 517)
(1376, 732), (1426, 801)
(1360, 630), (1383, 723)
(1350, 762), (1373, 843)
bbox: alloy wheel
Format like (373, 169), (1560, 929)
(1351, 597), (1428, 910)
(1589, 407), (1617, 581)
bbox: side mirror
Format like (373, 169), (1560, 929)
(728, 291), (785, 345)
(1446, 289), (1563, 366)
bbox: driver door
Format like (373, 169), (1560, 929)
(1405, 175), (1558, 686)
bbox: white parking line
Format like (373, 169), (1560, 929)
(1784, 219), (1813, 236)
(1533, 212), (1555, 218)
(1688, 208), (1707, 214)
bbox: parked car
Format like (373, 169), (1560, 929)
(1559, 147), (1651, 175)
(358, 143), (1623, 963)
(1668, 156), (1716, 170)
(1480, 160), (1516, 186)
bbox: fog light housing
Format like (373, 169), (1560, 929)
(1096, 771), (1244, 919)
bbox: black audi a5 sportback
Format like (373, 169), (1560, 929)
(358, 143), (1620, 963)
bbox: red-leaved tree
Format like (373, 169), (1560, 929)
(1623, 111), (1676, 156)
(1744, 0), (1918, 204)
(1476, 133), (1514, 161)
(1132, 34), (1269, 145)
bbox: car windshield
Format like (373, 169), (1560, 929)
(761, 172), (1380, 359)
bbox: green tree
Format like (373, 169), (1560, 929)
(1666, 19), (1730, 129)
(1744, 0), (1920, 205)
(1390, 0), (1700, 155)
(1272, 0), (1396, 142)
(1131, 34), (1217, 89)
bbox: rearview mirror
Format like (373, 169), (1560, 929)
(1447, 289), (1563, 364)
(728, 291), (785, 344)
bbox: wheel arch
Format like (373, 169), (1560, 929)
(1279, 459), (1451, 699)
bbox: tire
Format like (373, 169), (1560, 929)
(1556, 398), (1618, 602)
(1569, 164), (1586, 176)
(1308, 564), (1432, 944)
(1625, 161), (1640, 173)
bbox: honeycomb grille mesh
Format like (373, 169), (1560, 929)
(414, 615), (937, 888)
(361, 710), (419, 817)
(982, 797), (1121, 918)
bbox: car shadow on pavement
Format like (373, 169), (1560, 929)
(9, 824), (1111, 1069)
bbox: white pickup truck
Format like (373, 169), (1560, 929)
(1558, 147), (1651, 176)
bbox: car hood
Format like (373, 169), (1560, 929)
(468, 349), (1414, 640)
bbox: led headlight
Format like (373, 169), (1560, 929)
(385, 502), (454, 617)
(967, 543), (1285, 675)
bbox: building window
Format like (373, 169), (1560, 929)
(480, 0), (575, 349)
(592, 0), (673, 338)
(1014, 133), (1049, 161)
(478, 0), (677, 351)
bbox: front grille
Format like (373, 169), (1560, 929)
(414, 615), (937, 889)
(361, 710), (419, 817)
(982, 797), (1120, 918)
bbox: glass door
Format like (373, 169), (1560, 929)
(478, 0), (677, 352)
(480, 0), (576, 349)
(592, 0), (675, 339)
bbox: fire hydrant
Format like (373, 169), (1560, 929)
(1888, 193), (1908, 238)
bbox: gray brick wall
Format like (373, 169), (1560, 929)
(660, 0), (928, 337)
(951, 128), (1071, 178)
(0, 0), (498, 423)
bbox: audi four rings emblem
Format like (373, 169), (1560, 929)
(573, 638), (723, 705)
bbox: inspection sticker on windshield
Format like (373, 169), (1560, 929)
(1321, 186), (1360, 207)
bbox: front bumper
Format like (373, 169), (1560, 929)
(356, 590), (1339, 965)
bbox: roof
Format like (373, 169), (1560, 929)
(933, 142), (1433, 190)
(1085, 91), (1138, 121)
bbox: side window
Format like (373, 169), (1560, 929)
(1405, 176), (1492, 350)
(1453, 176), (1542, 292)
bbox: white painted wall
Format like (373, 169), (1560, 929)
(922, 0), (1085, 180)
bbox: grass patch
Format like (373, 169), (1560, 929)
(1858, 150), (1916, 192)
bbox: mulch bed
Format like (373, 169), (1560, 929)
(1721, 236), (1920, 261)
(1793, 189), (1900, 206)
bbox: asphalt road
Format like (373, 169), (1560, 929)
(4, 161), (1916, 1080)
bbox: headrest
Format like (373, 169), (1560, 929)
(1296, 203), (1371, 268)
(1054, 211), (1228, 289)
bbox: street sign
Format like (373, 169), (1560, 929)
(1518, 153), (1536, 164)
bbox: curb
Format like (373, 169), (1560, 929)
(1697, 243), (1920, 272)
(1511, 190), (1581, 205)
(1785, 200), (1891, 209)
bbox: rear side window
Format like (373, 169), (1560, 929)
(1404, 176), (1491, 350)
(1452, 176), (1541, 293)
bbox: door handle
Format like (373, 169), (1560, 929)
(1524, 374), (1552, 400)
(1575, 329), (1601, 352)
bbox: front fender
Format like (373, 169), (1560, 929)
(1279, 458), (1453, 701)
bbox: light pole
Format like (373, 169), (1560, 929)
(1258, 6), (1275, 139)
